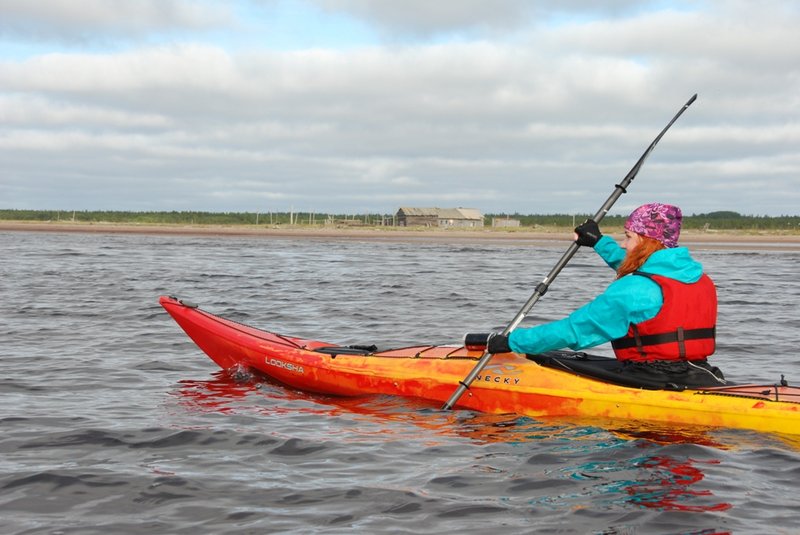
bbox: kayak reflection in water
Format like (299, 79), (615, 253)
(477, 203), (726, 387)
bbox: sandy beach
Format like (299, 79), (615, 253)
(2, 220), (799, 250)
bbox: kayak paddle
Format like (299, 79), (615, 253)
(443, 94), (698, 410)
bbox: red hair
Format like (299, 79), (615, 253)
(617, 235), (665, 278)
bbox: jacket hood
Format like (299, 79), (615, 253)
(639, 246), (703, 283)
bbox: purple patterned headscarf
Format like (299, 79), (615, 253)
(624, 203), (682, 248)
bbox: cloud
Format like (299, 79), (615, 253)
(0, 0), (232, 42)
(307, 0), (650, 37)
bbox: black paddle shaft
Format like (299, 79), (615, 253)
(443, 94), (698, 410)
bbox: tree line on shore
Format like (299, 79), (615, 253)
(2, 209), (799, 231)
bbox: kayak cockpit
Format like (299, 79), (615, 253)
(529, 351), (728, 391)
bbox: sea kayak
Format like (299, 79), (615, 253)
(160, 295), (800, 437)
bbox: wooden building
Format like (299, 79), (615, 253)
(395, 207), (484, 228)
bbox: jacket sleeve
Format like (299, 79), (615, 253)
(507, 274), (663, 354)
(594, 235), (626, 270)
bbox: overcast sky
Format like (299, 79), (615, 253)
(1, 1), (798, 216)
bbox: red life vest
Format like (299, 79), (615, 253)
(611, 272), (717, 363)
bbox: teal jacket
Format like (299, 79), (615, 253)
(507, 235), (705, 355)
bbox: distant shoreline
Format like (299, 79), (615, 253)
(2, 220), (800, 250)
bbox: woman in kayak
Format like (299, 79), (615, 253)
(480, 203), (725, 384)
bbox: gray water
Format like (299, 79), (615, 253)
(2, 230), (799, 534)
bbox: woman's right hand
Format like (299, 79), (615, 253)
(574, 219), (602, 247)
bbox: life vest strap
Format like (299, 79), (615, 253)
(612, 326), (716, 350)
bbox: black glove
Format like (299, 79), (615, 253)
(574, 219), (602, 247)
(487, 332), (511, 354)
